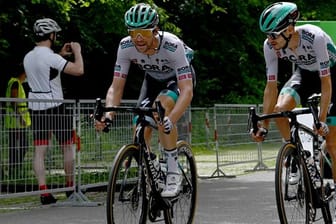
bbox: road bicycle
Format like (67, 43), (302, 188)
(247, 94), (336, 223)
(93, 98), (197, 224)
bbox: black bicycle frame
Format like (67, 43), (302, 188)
(248, 93), (324, 193)
(292, 120), (322, 190)
(94, 98), (171, 208)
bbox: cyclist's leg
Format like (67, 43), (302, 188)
(134, 74), (163, 148)
(319, 66), (336, 222)
(322, 126), (336, 222)
(326, 65), (336, 188)
(325, 124), (336, 185)
(156, 81), (182, 197)
(278, 69), (320, 185)
(275, 69), (302, 141)
(157, 90), (178, 150)
(275, 82), (299, 183)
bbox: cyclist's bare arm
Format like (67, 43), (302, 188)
(319, 75), (331, 123)
(250, 81), (278, 142)
(94, 76), (126, 132)
(105, 77), (126, 108)
(316, 75), (331, 136)
(262, 81), (278, 127)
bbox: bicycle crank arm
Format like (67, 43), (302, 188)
(153, 191), (172, 209)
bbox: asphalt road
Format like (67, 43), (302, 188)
(1, 170), (319, 224)
(0, 170), (278, 224)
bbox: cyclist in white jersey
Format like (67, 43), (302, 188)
(251, 2), (336, 187)
(95, 3), (195, 197)
(23, 18), (84, 204)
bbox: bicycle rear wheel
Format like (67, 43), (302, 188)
(320, 143), (336, 222)
(275, 143), (314, 224)
(106, 144), (148, 224)
(164, 140), (197, 224)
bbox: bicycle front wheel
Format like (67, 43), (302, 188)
(165, 140), (198, 224)
(275, 143), (314, 224)
(106, 144), (148, 224)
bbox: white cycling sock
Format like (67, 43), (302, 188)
(165, 148), (178, 174)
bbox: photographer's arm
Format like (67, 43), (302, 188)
(61, 42), (84, 76)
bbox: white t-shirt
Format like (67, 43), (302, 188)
(23, 46), (68, 110)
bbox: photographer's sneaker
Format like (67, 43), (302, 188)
(40, 194), (57, 205)
(161, 172), (182, 198)
(288, 171), (300, 185)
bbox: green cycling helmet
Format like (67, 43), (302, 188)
(124, 3), (159, 29)
(259, 2), (300, 34)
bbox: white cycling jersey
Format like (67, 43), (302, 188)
(23, 46), (67, 110)
(263, 24), (336, 82)
(114, 31), (194, 82)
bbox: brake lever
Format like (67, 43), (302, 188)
(309, 102), (321, 130)
(94, 98), (104, 121)
(248, 107), (259, 134)
(154, 100), (171, 134)
(155, 100), (165, 125)
(93, 98), (111, 133)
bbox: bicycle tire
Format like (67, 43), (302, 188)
(163, 140), (198, 224)
(320, 142), (336, 223)
(275, 143), (314, 224)
(106, 144), (148, 224)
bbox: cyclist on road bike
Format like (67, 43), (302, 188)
(251, 2), (336, 187)
(95, 3), (195, 197)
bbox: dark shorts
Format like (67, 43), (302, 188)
(137, 64), (196, 108)
(137, 74), (180, 108)
(30, 104), (73, 145)
(281, 65), (336, 116)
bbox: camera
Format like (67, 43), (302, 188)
(66, 45), (72, 52)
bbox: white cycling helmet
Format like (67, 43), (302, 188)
(33, 18), (61, 36)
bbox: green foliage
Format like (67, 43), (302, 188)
(166, 0), (267, 105)
(1, 0), (336, 105)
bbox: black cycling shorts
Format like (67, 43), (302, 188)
(281, 65), (336, 116)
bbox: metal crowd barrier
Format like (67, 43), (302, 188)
(0, 98), (281, 205)
(0, 98), (78, 202)
(209, 104), (281, 177)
